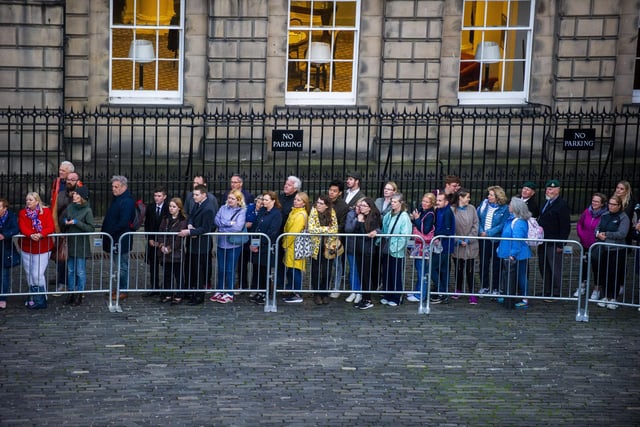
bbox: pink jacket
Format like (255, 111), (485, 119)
(576, 207), (606, 248)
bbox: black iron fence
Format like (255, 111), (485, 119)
(1, 104), (639, 217)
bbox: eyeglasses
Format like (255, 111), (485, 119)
(608, 202), (620, 206)
(384, 187), (394, 191)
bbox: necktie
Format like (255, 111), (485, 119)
(156, 206), (161, 217)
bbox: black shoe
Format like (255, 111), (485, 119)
(187, 297), (203, 306)
(64, 294), (75, 305)
(71, 294), (82, 306)
(253, 294), (266, 305)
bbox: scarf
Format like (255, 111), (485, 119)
(589, 205), (607, 218)
(26, 205), (43, 233)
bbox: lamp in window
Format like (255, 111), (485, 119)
(128, 40), (155, 90)
(475, 41), (501, 91)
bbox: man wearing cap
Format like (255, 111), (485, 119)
(537, 179), (571, 298)
(519, 181), (539, 218)
(344, 171), (365, 209)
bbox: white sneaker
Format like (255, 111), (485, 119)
(590, 290), (601, 300)
(597, 297), (609, 308)
(606, 301), (618, 310)
(380, 298), (389, 305)
(353, 294), (362, 304)
(345, 293), (356, 303)
(406, 294), (420, 302)
(573, 285), (586, 297)
(330, 292), (340, 299)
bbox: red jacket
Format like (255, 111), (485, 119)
(18, 207), (55, 254)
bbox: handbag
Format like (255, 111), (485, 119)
(3, 247), (20, 268)
(52, 237), (68, 262)
(227, 210), (249, 245)
(323, 238), (344, 260)
(294, 232), (312, 259)
(379, 213), (401, 256)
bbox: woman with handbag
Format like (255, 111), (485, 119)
(407, 193), (436, 302)
(377, 193), (412, 306)
(156, 197), (188, 305)
(61, 186), (95, 306)
(308, 194), (339, 305)
(497, 197), (533, 309)
(0, 198), (20, 309)
(451, 189), (480, 304)
(18, 192), (55, 309)
(212, 190), (247, 304)
(282, 192), (310, 303)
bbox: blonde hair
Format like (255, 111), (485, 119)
(229, 189), (245, 208)
(26, 192), (46, 213)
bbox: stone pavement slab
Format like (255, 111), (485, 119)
(0, 294), (638, 426)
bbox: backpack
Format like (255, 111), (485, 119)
(512, 217), (544, 246)
(130, 199), (147, 230)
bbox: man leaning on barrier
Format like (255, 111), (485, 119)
(102, 175), (136, 302)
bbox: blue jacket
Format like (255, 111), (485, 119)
(434, 205), (456, 254)
(381, 210), (412, 258)
(0, 210), (19, 266)
(497, 216), (532, 260)
(477, 200), (509, 238)
(101, 189), (136, 252)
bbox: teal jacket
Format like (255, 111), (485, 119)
(381, 210), (412, 258)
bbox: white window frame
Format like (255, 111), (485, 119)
(109, 0), (184, 105)
(458, 0), (535, 105)
(285, 0), (360, 106)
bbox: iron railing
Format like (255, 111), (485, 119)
(1, 105), (639, 217)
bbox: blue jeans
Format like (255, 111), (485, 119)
(0, 267), (10, 302)
(332, 254), (344, 290)
(67, 257), (87, 292)
(285, 267), (302, 291)
(119, 250), (129, 290)
(346, 253), (361, 291)
(430, 252), (450, 295)
(516, 259), (529, 297)
(217, 246), (242, 292)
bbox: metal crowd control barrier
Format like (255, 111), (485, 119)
(272, 232), (428, 313)
(585, 242), (640, 319)
(2, 233), (114, 304)
(110, 231), (271, 312)
(418, 235), (586, 321)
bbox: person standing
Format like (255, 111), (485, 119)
(239, 195), (263, 290)
(248, 192), (283, 305)
(178, 184), (216, 305)
(275, 176), (301, 290)
(211, 190), (246, 304)
(477, 186), (509, 295)
(327, 179), (349, 299)
(52, 167), (81, 294)
(613, 180), (637, 244)
(575, 193), (607, 298)
(351, 198), (382, 310)
(222, 174), (254, 206)
(497, 197), (533, 309)
(61, 186), (94, 306)
(406, 193), (436, 302)
(594, 195), (630, 309)
(0, 198), (20, 309)
(19, 192), (55, 309)
(184, 174), (219, 217)
(156, 198), (188, 304)
(378, 193), (412, 307)
(101, 175), (136, 301)
(537, 180), (571, 299)
(308, 194), (339, 305)
(375, 181), (398, 217)
(451, 189), (480, 304)
(282, 192), (310, 303)
(144, 187), (169, 296)
(344, 171), (365, 209)
(519, 181), (540, 218)
(429, 192), (456, 304)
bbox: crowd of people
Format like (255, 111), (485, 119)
(1, 161), (640, 312)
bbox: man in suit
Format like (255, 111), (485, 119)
(178, 184), (215, 305)
(344, 171), (365, 209)
(144, 186), (169, 297)
(184, 174), (219, 218)
(537, 179), (571, 298)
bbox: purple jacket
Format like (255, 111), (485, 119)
(215, 205), (246, 249)
(576, 206), (606, 249)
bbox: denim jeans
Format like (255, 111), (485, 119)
(413, 257), (428, 297)
(430, 252), (450, 295)
(0, 266), (10, 302)
(217, 246), (242, 292)
(285, 267), (302, 291)
(346, 253), (361, 292)
(67, 256), (87, 292)
(118, 250), (130, 290)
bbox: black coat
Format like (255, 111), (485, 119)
(538, 196), (571, 240)
(185, 198), (216, 254)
